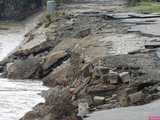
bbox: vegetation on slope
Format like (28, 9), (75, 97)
(128, 0), (160, 13)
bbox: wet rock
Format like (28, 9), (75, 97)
(43, 50), (69, 70)
(119, 72), (130, 83)
(7, 58), (42, 79)
(128, 91), (144, 104)
(76, 28), (91, 38)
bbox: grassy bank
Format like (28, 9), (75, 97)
(130, 1), (160, 13)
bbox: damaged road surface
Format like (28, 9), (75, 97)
(85, 99), (160, 120)
(1, 0), (160, 120)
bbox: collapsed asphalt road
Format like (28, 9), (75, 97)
(1, 0), (160, 120)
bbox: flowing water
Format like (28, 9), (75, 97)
(0, 16), (48, 120)
(0, 79), (48, 120)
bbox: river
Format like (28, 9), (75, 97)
(0, 15), (48, 120)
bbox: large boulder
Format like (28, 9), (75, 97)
(43, 64), (69, 87)
(42, 87), (77, 119)
(128, 91), (144, 104)
(7, 58), (42, 79)
(20, 87), (79, 120)
(43, 50), (69, 70)
(15, 33), (54, 56)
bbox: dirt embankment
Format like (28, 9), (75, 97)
(1, 1), (160, 120)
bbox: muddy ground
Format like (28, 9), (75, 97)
(1, 0), (160, 120)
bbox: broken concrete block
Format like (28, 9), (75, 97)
(119, 72), (130, 83)
(78, 101), (89, 118)
(119, 95), (129, 107)
(93, 96), (105, 105)
(108, 71), (119, 84)
(129, 91), (144, 104)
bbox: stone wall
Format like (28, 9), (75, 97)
(0, 0), (44, 20)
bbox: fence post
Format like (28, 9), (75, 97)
(47, 0), (56, 15)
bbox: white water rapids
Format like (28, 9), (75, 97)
(0, 14), (48, 120)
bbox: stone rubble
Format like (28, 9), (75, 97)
(0, 0), (160, 120)
(119, 72), (130, 83)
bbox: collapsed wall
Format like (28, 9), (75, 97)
(0, 0), (44, 20)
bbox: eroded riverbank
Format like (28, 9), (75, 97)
(0, 13), (48, 120)
(1, 0), (160, 120)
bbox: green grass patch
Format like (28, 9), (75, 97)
(132, 2), (160, 13)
